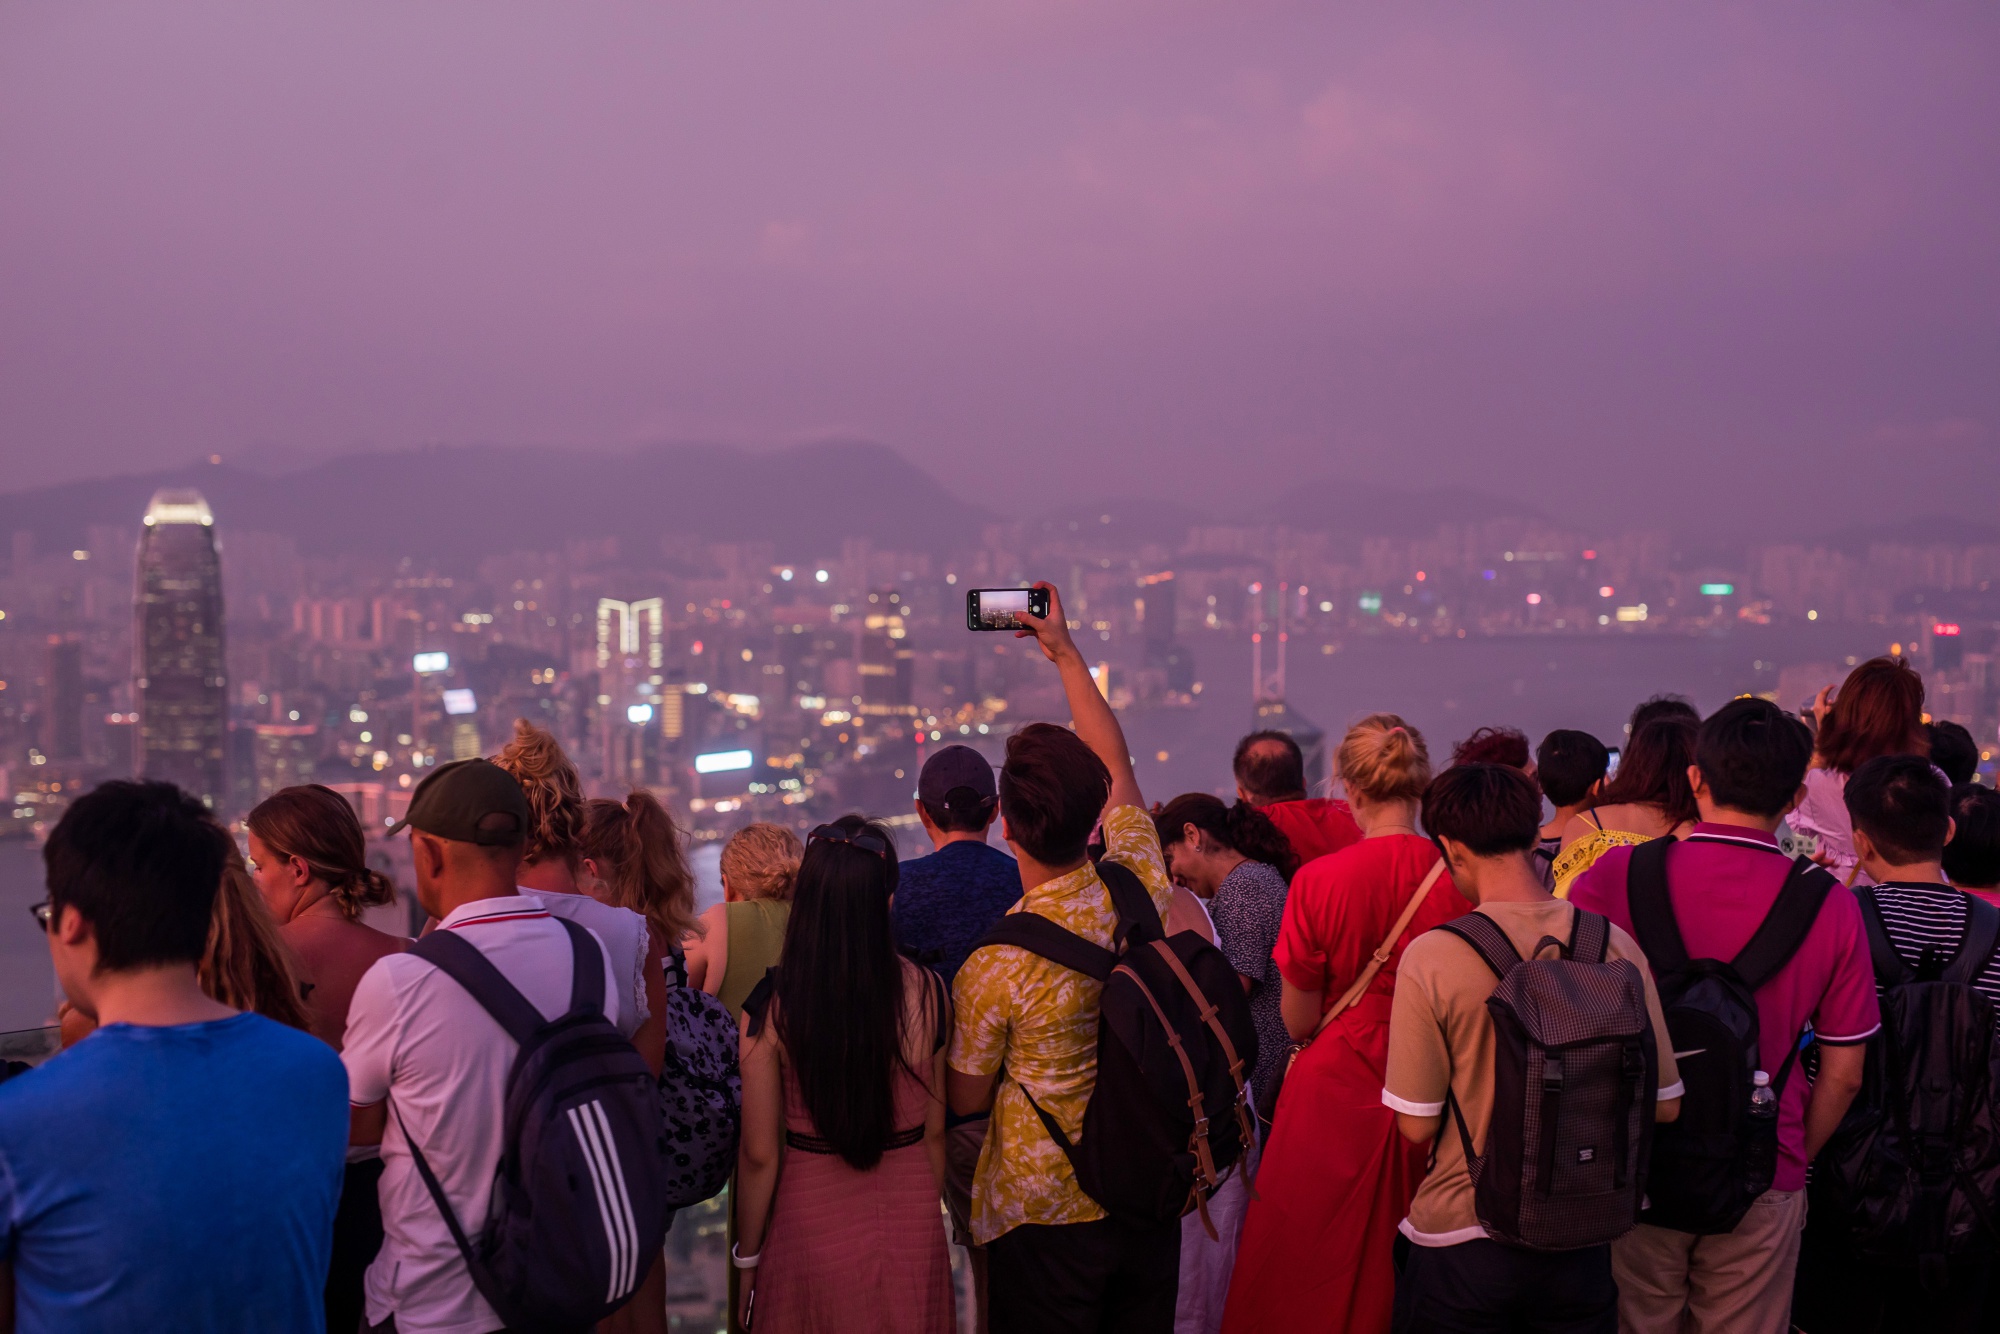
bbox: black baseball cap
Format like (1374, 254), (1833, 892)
(918, 744), (997, 808)
(387, 758), (533, 846)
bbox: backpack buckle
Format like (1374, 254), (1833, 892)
(1542, 1060), (1565, 1093)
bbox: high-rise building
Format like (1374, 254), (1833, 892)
(42, 637), (85, 763)
(135, 489), (227, 808)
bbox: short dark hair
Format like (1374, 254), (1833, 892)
(1536, 730), (1610, 807)
(1631, 694), (1699, 733)
(1001, 723), (1111, 865)
(919, 791), (997, 835)
(1944, 784), (2000, 890)
(1233, 731), (1305, 803)
(1695, 698), (1815, 818)
(1451, 727), (1531, 771)
(1423, 764), (1542, 858)
(1928, 721), (1979, 788)
(1844, 754), (1951, 865)
(44, 780), (231, 972)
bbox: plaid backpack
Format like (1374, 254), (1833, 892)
(1438, 909), (1658, 1251)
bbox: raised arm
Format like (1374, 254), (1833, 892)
(1015, 581), (1143, 812)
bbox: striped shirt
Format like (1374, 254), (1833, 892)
(1867, 881), (2000, 1022)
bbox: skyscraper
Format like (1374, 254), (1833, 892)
(42, 636), (85, 763)
(135, 489), (227, 807)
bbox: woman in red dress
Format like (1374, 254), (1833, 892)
(1222, 714), (1466, 1334)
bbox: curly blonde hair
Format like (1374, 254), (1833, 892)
(1337, 712), (1433, 805)
(493, 719), (584, 868)
(720, 823), (803, 902)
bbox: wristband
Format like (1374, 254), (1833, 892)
(731, 1243), (761, 1270)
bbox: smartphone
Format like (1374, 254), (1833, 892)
(1604, 747), (1621, 781)
(967, 587), (1050, 631)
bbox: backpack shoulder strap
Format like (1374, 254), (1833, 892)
(1624, 836), (1689, 974)
(1097, 859), (1164, 949)
(1852, 887), (1913, 988)
(559, 917), (605, 1019)
(977, 913), (1118, 981)
(1437, 912), (1524, 981)
(412, 926), (547, 1046)
(1731, 858), (1836, 992)
(1569, 908), (1611, 964)
(1945, 892), (2000, 989)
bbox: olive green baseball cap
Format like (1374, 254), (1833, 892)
(386, 758), (532, 846)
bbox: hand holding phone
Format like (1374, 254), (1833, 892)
(966, 586), (1051, 631)
(1006, 582), (1078, 665)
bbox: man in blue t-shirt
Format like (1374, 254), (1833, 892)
(894, 744), (1020, 983)
(892, 744), (1017, 1334)
(0, 781), (349, 1334)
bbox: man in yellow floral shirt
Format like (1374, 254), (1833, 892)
(949, 582), (1180, 1334)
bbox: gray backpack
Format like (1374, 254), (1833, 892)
(1438, 909), (1659, 1251)
(399, 918), (673, 1332)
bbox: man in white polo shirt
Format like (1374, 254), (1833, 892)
(345, 759), (624, 1334)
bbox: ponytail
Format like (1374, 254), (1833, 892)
(580, 792), (699, 944)
(247, 784), (397, 922)
(1154, 793), (1299, 880)
(1223, 800), (1300, 880)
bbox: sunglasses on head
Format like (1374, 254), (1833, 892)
(808, 824), (892, 861)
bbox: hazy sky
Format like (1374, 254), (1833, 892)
(2, 2), (1996, 530)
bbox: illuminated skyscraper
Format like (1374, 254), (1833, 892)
(135, 489), (227, 807)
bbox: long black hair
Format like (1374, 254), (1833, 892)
(1595, 715), (1699, 827)
(1153, 793), (1300, 880)
(773, 814), (930, 1170)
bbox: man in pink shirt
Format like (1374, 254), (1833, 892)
(1233, 730), (1362, 866)
(1570, 698), (1879, 1334)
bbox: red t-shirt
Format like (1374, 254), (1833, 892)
(1569, 824), (1881, 1193)
(1274, 833), (1468, 1012)
(1262, 798), (1364, 869)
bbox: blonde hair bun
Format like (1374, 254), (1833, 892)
(1337, 712), (1432, 805)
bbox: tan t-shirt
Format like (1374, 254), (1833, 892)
(1382, 898), (1684, 1246)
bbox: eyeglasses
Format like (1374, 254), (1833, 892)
(29, 900), (53, 931)
(808, 824), (893, 861)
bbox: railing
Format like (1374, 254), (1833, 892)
(0, 1025), (60, 1066)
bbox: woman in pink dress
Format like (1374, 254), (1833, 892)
(735, 816), (955, 1334)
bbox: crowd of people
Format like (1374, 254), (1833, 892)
(1, 582), (1997, 1334)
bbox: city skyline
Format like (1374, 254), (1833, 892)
(0, 459), (1989, 846)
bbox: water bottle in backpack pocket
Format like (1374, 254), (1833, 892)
(1438, 908), (1658, 1252)
(1813, 888), (2000, 1274)
(1624, 837), (1833, 1235)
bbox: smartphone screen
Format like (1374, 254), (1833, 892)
(967, 587), (1049, 630)
(1604, 747), (1622, 780)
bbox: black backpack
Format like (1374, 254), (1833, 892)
(974, 860), (1259, 1236)
(1813, 888), (2000, 1280)
(1438, 909), (1658, 1251)
(657, 981), (742, 1209)
(398, 919), (673, 1333)
(1625, 836), (1832, 1235)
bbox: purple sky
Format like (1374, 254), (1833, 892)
(2, 2), (1996, 531)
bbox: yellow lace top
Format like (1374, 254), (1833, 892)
(1551, 828), (1650, 899)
